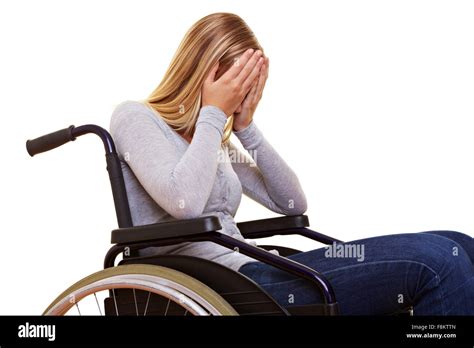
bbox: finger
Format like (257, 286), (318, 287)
(205, 61), (220, 84)
(222, 48), (255, 80)
(241, 56), (264, 92)
(240, 78), (257, 108)
(254, 67), (266, 102)
(237, 50), (263, 84)
(245, 78), (259, 104)
(264, 57), (269, 80)
(259, 58), (269, 92)
(251, 68), (265, 104)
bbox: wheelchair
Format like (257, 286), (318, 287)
(26, 123), (343, 316)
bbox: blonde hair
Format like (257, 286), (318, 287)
(141, 12), (264, 144)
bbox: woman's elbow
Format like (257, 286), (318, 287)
(163, 194), (206, 220)
(161, 181), (207, 220)
(289, 204), (308, 216)
(169, 204), (204, 220)
(285, 194), (308, 215)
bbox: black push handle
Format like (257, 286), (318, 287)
(26, 123), (133, 229)
(26, 125), (76, 157)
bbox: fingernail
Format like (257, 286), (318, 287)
(248, 48), (254, 54)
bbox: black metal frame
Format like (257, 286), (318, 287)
(104, 228), (338, 307)
(26, 123), (341, 315)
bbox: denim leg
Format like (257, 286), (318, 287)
(238, 232), (474, 315)
(421, 230), (474, 265)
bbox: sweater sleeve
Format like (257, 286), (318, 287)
(229, 120), (308, 215)
(110, 102), (227, 220)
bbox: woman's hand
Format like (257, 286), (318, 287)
(233, 56), (269, 131)
(201, 49), (265, 117)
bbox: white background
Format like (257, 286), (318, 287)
(0, 0), (473, 314)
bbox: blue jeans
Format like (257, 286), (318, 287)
(238, 231), (474, 315)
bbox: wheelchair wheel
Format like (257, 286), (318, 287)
(44, 264), (238, 316)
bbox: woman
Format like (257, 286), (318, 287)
(109, 12), (474, 315)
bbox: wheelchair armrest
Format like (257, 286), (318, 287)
(237, 215), (309, 238)
(237, 214), (343, 245)
(111, 216), (221, 244)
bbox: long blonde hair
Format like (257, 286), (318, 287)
(141, 12), (264, 144)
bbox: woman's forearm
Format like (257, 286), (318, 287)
(233, 120), (308, 214)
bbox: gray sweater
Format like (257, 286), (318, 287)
(109, 100), (307, 271)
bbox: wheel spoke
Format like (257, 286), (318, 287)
(143, 292), (151, 316)
(112, 288), (119, 316)
(133, 289), (139, 316)
(75, 303), (81, 316)
(93, 293), (103, 316)
(164, 298), (170, 316)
